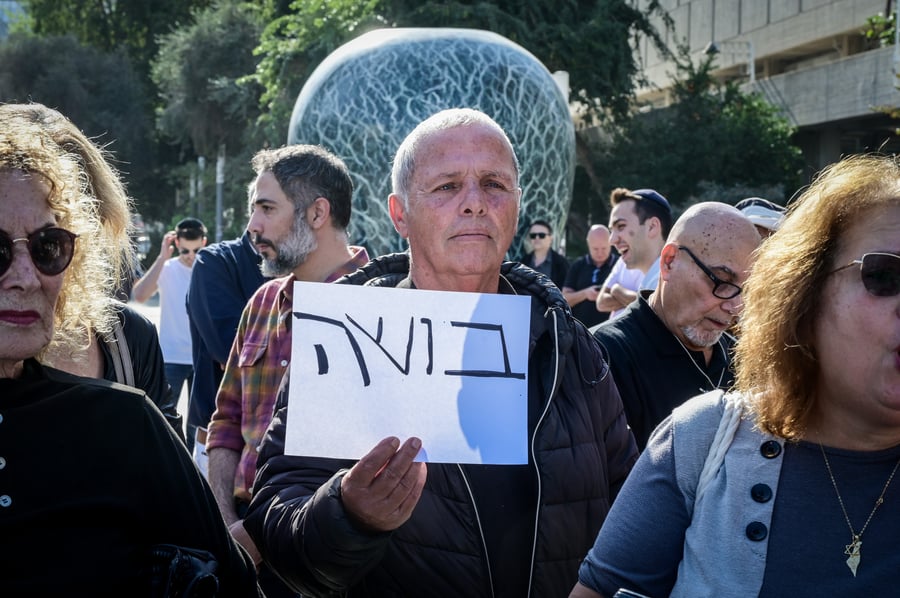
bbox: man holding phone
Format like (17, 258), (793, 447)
(133, 217), (208, 409)
(562, 224), (617, 328)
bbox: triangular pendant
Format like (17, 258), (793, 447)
(845, 539), (861, 577)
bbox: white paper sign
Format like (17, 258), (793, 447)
(284, 281), (531, 464)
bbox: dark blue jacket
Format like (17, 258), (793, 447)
(186, 232), (267, 443)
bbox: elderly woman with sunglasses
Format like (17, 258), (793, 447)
(571, 154), (900, 598)
(0, 117), (260, 595)
(0, 103), (181, 437)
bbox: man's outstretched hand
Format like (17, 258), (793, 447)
(340, 436), (427, 532)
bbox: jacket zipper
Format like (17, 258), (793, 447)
(526, 306), (563, 598)
(457, 297), (565, 597)
(458, 464), (495, 598)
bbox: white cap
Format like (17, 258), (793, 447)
(736, 198), (786, 232)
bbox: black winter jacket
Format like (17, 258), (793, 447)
(244, 254), (637, 597)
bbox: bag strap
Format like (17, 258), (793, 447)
(672, 390), (745, 518)
(108, 318), (135, 387)
(693, 394), (745, 510)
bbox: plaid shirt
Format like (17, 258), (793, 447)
(207, 247), (369, 500)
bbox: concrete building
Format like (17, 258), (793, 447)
(635, 0), (900, 174)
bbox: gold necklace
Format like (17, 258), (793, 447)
(818, 442), (900, 577)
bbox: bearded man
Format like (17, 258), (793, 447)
(206, 145), (368, 596)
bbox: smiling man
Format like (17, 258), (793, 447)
(593, 202), (761, 449)
(242, 108), (637, 597)
(595, 188), (672, 319)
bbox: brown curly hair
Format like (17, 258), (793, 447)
(735, 154), (900, 439)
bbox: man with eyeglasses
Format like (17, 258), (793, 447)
(592, 202), (760, 450)
(519, 218), (569, 288)
(133, 217), (208, 410)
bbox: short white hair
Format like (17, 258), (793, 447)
(391, 108), (519, 207)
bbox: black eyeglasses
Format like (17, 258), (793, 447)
(0, 228), (78, 278)
(179, 248), (201, 255)
(830, 252), (900, 297)
(678, 246), (742, 299)
(529, 232), (548, 240)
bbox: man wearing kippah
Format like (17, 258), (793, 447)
(133, 217), (208, 410)
(595, 188), (672, 320)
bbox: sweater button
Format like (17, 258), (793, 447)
(760, 440), (781, 459)
(0, 495), (10, 507)
(751, 483), (772, 503)
(746, 521), (768, 541)
(0, 457), (5, 469)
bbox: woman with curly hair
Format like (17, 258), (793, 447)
(573, 154), (900, 597)
(0, 103), (180, 437)
(0, 115), (260, 595)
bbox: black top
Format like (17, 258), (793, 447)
(0, 360), (260, 596)
(187, 232), (267, 442)
(521, 249), (570, 289)
(563, 253), (618, 328)
(593, 292), (735, 450)
(396, 274), (537, 596)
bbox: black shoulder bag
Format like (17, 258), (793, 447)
(149, 544), (219, 598)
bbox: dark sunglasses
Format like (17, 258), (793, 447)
(179, 247), (201, 255)
(830, 252), (900, 297)
(0, 228), (78, 278)
(529, 232), (548, 240)
(678, 246), (742, 300)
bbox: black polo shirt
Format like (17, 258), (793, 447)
(563, 253), (617, 328)
(593, 291), (735, 450)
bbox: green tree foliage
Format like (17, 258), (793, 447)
(153, 1), (265, 156)
(253, 0), (670, 141)
(862, 11), (896, 49)
(23, 0), (211, 82)
(151, 2), (270, 240)
(386, 1), (669, 119)
(20, 0), (220, 228)
(587, 49), (804, 215)
(253, 0), (382, 141)
(0, 33), (165, 218)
